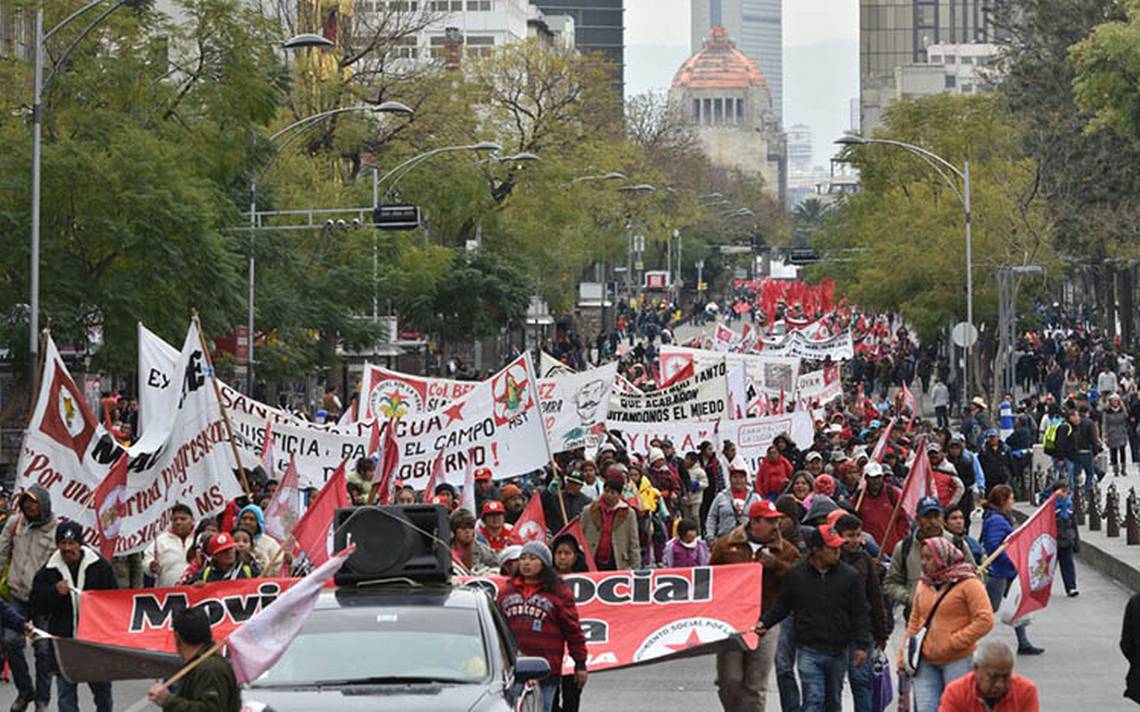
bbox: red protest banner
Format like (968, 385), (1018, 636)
(76, 578), (301, 653)
(459, 563), (762, 674)
(76, 564), (763, 673)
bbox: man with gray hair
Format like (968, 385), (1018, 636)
(938, 640), (1040, 711)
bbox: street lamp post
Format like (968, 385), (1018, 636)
(835, 135), (974, 404)
(246, 98), (413, 392)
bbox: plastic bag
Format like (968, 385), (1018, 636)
(872, 650), (894, 712)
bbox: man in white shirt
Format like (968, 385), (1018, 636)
(142, 503), (196, 588)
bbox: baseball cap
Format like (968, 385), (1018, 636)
(805, 451), (823, 462)
(916, 496), (943, 516)
(863, 462), (885, 478)
(869, 419), (882, 429)
(986, 428), (999, 438)
(55, 521), (84, 544)
(749, 500), (784, 519)
(818, 525), (844, 548)
(949, 433), (966, 445)
(481, 500), (506, 516)
(500, 484), (522, 501)
(474, 467), (493, 482)
(926, 442), (942, 454)
(207, 532), (237, 556)
(565, 471), (585, 486)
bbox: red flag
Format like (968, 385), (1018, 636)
(999, 493), (1059, 625)
(510, 492), (548, 544)
(292, 460), (349, 567)
(263, 454), (301, 542)
(899, 437), (935, 519)
(370, 419), (400, 505)
(553, 517), (597, 571)
(93, 453), (129, 560)
(902, 381), (919, 419)
(39, 351), (98, 463)
(657, 357), (694, 389)
(776, 388), (786, 415)
(422, 448), (445, 501)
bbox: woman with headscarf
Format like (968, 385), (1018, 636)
(236, 504), (280, 573)
(900, 537), (993, 712)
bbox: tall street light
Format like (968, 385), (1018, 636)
(835, 134), (975, 404)
(246, 96), (413, 393)
(28, 0), (147, 384)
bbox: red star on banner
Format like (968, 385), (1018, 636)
(443, 402), (465, 426)
(664, 629), (704, 653)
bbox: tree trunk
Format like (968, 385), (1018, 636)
(1122, 265), (1136, 349)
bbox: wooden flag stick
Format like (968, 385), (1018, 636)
(191, 310), (250, 496)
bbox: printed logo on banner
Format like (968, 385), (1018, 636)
(368, 375), (426, 420)
(633, 616), (739, 661)
(763, 363), (794, 392)
(1027, 533), (1057, 592)
(491, 360), (533, 426)
(40, 363), (98, 463)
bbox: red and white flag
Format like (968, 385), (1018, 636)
(370, 419), (400, 505)
(291, 460), (349, 567)
(263, 454), (301, 542)
(93, 453), (129, 560)
(260, 420), (276, 476)
(510, 492), (548, 544)
(902, 381), (919, 419)
(227, 545), (354, 684)
(459, 452), (476, 514)
(421, 448), (445, 500)
(899, 437), (935, 519)
(998, 492), (1059, 626)
(871, 417), (897, 463)
(553, 517), (597, 571)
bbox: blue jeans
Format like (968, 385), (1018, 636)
(776, 615), (800, 711)
(847, 643), (873, 712)
(1073, 451), (1096, 498)
(911, 656), (971, 712)
(1052, 457), (1074, 491)
(797, 648), (846, 712)
(984, 574), (1033, 648)
(2, 598), (52, 704)
(539, 678), (558, 712)
(58, 677), (112, 712)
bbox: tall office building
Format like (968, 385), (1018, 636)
(531, 0), (623, 95)
(691, 0), (782, 121)
(860, 0), (1002, 132)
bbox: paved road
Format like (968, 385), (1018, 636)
(0, 555), (1127, 711)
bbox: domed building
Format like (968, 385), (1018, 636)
(670, 26), (785, 201)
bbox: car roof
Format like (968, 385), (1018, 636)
(313, 584), (487, 611)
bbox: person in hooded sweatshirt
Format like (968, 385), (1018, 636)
(31, 521), (118, 712)
(236, 503), (281, 572)
(0, 486), (59, 712)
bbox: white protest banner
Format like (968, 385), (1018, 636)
(607, 362), (729, 424)
(658, 345), (800, 398)
(19, 325), (244, 556)
(757, 329), (854, 360)
(607, 411), (815, 472)
(539, 351), (574, 377)
(359, 364), (478, 419)
(795, 365), (843, 405)
(538, 363), (617, 453)
(136, 323), (179, 437)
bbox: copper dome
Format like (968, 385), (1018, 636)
(672, 26), (767, 91)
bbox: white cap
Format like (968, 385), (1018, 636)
(499, 545), (523, 563)
(863, 462), (885, 478)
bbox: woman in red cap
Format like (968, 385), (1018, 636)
(190, 532), (256, 585)
(477, 500), (514, 552)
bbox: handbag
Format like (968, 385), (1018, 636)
(903, 581), (958, 676)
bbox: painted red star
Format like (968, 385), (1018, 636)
(443, 402), (465, 426)
(664, 629), (705, 652)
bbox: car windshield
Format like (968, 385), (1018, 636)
(250, 606), (489, 687)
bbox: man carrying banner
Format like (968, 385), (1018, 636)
(147, 606), (241, 712)
(0, 486), (59, 712)
(30, 521), (118, 712)
(709, 500), (800, 711)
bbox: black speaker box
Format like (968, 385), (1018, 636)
(333, 505), (452, 585)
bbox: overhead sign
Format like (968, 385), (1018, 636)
(372, 204), (421, 230)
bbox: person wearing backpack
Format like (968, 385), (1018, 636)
(898, 537), (993, 712)
(1045, 410), (1077, 489)
(883, 497), (976, 623)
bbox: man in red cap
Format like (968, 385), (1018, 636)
(473, 467), (499, 514)
(190, 533), (256, 584)
(708, 499), (801, 711)
(477, 500), (514, 552)
(757, 525), (872, 712)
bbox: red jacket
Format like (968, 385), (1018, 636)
(938, 671), (1039, 711)
(755, 456), (794, 498)
(497, 577), (588, 675)
(856, 485), (909, 553)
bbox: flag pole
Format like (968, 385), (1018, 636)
(873, 494), (907, 567)
(191, 310), (251, 496)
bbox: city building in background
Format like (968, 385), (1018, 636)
(691, 0), (783, 121)
(531, 0), (623, 94)
(670, 26), (785, 202)
(860, 0), (1003, 133)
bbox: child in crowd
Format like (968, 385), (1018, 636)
(662, 518), (709, 568)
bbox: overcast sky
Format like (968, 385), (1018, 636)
(625, 0), (860, 166)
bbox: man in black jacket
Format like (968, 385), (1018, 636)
(834, 513), (887, 712)
(756, 524), (871, 712)
(978, 428), (1014, 496)
(30, 522), (118, 712)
